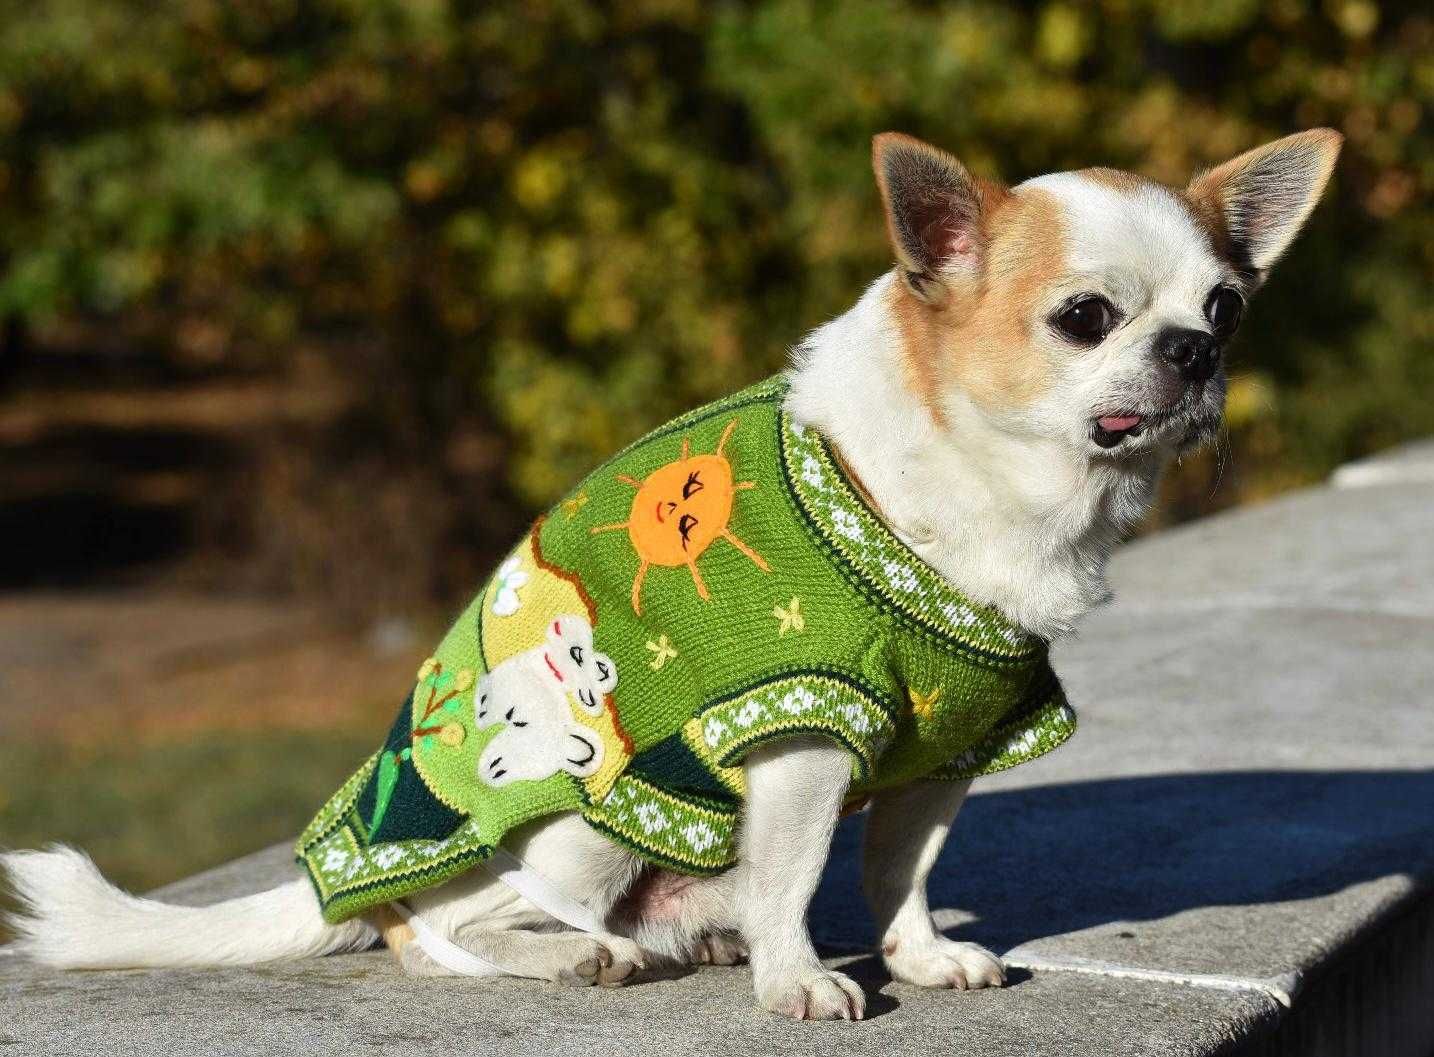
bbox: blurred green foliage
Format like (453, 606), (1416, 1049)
(1, 0), (1429, 530)
(0, 729), (379, 897)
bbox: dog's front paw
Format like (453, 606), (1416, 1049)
(757, 968), (866, 1021)
(883, 937), (1005, 990)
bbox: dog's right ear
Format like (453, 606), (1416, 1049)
(873, 133), (1002, 305)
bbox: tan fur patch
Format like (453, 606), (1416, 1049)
(1078, 166), (1149, 194)
(1184, 129), (1342, 273)
(886, 277), (947, 425)
(1177, 186), (1235, 264)
(372, 904), (415, 960)
(888, 186), (1068, 413)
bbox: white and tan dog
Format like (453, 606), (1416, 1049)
(2, 129), (1340, 1019)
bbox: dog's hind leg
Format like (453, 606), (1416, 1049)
(862, 778), (1005, 989)
(613, 863), (743, 970)
(398, 925), (640, 986)
(389, 811), (647, 983)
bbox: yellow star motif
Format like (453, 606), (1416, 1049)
(908, 686), (941, 720)
(646, 634), (678, 671)
(561, 492), (590, 519)
(774, 597), (805, 636)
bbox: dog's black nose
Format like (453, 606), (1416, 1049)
(1155, 327), (1220, 383)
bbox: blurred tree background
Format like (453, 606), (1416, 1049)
(0, 0), (1430, 895)
(1, 0), (1429, 612)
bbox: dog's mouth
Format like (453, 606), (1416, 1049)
(1091, 400), (1223, 454)
(1091, 413), (1147, 449)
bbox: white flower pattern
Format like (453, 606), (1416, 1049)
(735, 699), (764, 728)
(778, 687), (818, 715)
(634, 801), (670, 834)
(882, 559), (920, 594)
(490, 556), (529, 617)
(801, 455), (825, 488)
(831, 506), (864, 541)
(682, 821), (718, 853)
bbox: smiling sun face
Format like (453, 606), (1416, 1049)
(591, 419), (769, 615)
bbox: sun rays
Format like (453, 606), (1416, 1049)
(590, 418), (768, 615)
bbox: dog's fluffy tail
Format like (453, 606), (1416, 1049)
(1, 845), (377, 969)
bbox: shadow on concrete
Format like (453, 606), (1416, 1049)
(811, 769), (1434, 956)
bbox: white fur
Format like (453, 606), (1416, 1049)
(786, 171), (1241, 639)
(740, 738), (865, 1019)
(0, 846), (376, 968)
(864, 778), (1004, 989)
(1017, 173), (1234, 456)
(395, 815), (648, 984)
(787, 269), (1161, 639)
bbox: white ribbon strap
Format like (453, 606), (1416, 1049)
(484, 845), (605, 935)
(391, 900), (504, 977)
(394, 845), (604, 977)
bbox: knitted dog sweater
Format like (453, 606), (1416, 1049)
(298, 376), (1075, 923)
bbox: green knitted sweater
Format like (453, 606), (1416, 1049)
(298, 377), (1075, 923)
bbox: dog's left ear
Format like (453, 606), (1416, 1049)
(1186, 128), (1343, 279)
(873, 132), (1005, 305)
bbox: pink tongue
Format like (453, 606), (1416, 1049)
(1097, 414), (1142, 432)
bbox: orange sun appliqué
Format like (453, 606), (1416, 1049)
(590, 419), (769, 615)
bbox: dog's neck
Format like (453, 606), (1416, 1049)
(786, 272), (1165, 641)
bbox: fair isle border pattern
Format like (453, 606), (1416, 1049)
(581, 671), (894, 874)
(779, 414), (1040, 666)
(583, 774), (738, 875)
(301, 811), (495, 924)
(296, 752), (378, 853)
(932, 682), (1078, 781)
(685, 671), (895, 783)
(296, 752), (496, 924)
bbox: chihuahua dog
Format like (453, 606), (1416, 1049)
(3, 129), (1340, 1020)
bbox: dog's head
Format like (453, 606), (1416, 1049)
(872, 130), (1341, 459)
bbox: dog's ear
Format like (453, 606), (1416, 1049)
(872, 133), (1003, 305)
(1186, 128), (1342, 279)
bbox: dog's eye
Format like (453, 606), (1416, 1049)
(1053, 296), (1115, 345)
(569, 644), (584, 666)
(1205, 286), (1244, 336)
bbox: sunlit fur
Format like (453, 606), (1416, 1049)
(790, 134), (1339, 639)
(1, 131), (1339, 1023)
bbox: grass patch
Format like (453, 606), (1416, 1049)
(0, 730), (376, 939)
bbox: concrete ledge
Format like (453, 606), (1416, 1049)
(4, 443), (1433, 1056)
(1331, 438), (1434, 490)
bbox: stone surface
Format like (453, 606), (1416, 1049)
(1331, 438), (1434, 489)
(0, 947), (1282, 1057)
(4, 444), (1433, 1055)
